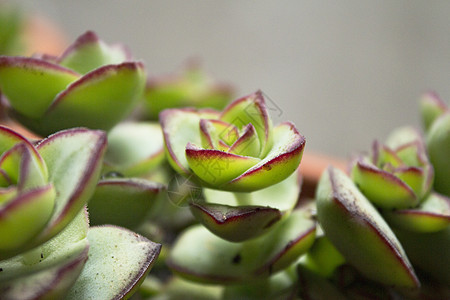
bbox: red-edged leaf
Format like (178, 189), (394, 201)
(220, 91), (272, 156)
(58, 31), (132, 75)
(223, 122), (305, 192)
(34, 128), (107, 245)
(228, 123), (260, 157)
(185, 143), (261, 187)
(0, 56), (80, 118)
(190, 202), (282, 242)
(160, 108), (220, 176)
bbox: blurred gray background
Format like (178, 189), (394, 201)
(12, 1), (450, 159)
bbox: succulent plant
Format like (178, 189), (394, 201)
(313, 97), (450, 296)
(160, 90), (305, 192)
(0, 125), (161, 299)
(158, 90), (316, 287)
(0, 31), (146, 136)
(142, 63), (233, 120)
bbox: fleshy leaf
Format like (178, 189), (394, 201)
(394, 226), (450, 285)
(0, 209), (89, 280)
(297, 264), (347, 300)
(0, 246), (88, 300)
(199, 118), (239, 149)
(316, 166), (420, 288)
(58, 31), (130, 75)
(385, 126), (423, 150)
(34, 128), (106, 245)
(203, 168), (301, 213)
(0, 184), (55, 253)
(190, 202), (282, 242)
(29, 62), (144, 135)
(383, 192), (450, 232)
(351, 159), (418, 209)
(228, 123), (260, 157)
(222, 270), (298, 300)
(0, 125), (31, 156)
(0, 56), (80, 118)
(301, 234), (346, 278)
(104, 122), (165, 177)
(0, 142), (48, 191)
(427, 112), (450, 196)
(160, 108), (220, 176)
(88, 178), (165, 229)
(420, 92), (448, 132)
(222, 122), (305, 192)
(186, 143), (261, 187)
(65, 225), (162, 300)
(167, 209), (315, 284)
(220, 91), (272, 156)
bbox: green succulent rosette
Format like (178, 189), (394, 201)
(160, 91), (315, 284)
(351, 126), (434, 210)
(142, 64), (233, 120)
(0, 125), (106, 259)
(0, 30), (146, 136)
(315, 108), (450, 290)
(160, 90), (305, 193)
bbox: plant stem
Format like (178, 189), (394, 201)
(233, 192), (252, 206)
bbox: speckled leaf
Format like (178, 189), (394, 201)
(34, 128), (106, 245)
(384, 192), (450, 232)
(0, 209), (89, 281)
(427, 112), (450, 196)
(316, 166), (419, 288)
(203, 168), (301, 212)
(58, 31), (131, 75)
(351, 159), (418, 209)
(88, 178), (165, 229)
(221, 122), (305, 192)
(190, 202), (282, 242)
(0, 56), (80, 118)
(65, 225), (162, 300)
(167, 209), (315, 284)
(160, 108), (220, 176)
(103, 122), (165, 177)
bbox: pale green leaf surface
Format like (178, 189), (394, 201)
(65, 225), (161, 300)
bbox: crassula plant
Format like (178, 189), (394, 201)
(308, 94), (450, 299)
(0, 125), (161, 299)
(0, 30), (146, 136)
(158, 90), (317, 290)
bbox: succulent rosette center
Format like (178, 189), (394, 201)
(351, 126), (434, 209)
(161, 91), (305, 192)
